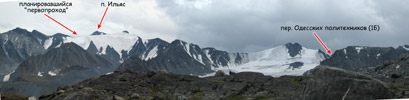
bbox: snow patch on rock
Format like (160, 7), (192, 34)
(37, 72), (43, 77)
(355, 47), (365, 54)
(43, 37), (53, 49)
(3, 71), (14, 82)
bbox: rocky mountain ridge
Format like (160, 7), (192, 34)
(321, 46), (409, 71)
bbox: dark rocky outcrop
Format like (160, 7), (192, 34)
(126, 37), (148, 59)
(288, 62), (304, 70)
(100, 45), (121, 66)
(360, 55), (409, 98)
(91, 31), (107, 35)
(362, 55), (409, 79)
(303, 66), (391, 100)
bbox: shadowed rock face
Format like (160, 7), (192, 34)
(0, 28), (48, 76)
(303, 66), (391, 100)
(86, 41), (98, 54)
(40, 71), (307, 100)
(320, 46), (409, 71)
(9, 43), (113, 82)
(285, 43), (302, 57)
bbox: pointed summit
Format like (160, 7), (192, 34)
(91, 31), (107, 35)
(10, 27), (29, 34)
(87, 41), (98, 54)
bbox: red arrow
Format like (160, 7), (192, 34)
(44, 14), (77, 35)
(313, 32), (331, 54)
(98, 7), (109, 29)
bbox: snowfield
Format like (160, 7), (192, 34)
(202, 45), (327, 77)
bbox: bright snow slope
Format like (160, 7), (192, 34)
(204, 45), (327, 77)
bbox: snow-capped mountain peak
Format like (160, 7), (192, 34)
(63, 31), (141, 56)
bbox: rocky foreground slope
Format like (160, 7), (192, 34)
(40, 65), (392, 100)
(40, 70), (306, 100)
(360, 55), (409, 98)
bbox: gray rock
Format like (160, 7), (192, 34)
(214, 70), (225, 76)
(113, 95), (124, 100)
(303, 66), (391, 100)
(28, 96), (37, 100)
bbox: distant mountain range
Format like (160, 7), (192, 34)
(1, 27), (409, 98)
(1, 27), (331, 78)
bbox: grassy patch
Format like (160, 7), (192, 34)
(189, 92), (205, 100)
(226, 96), (246, 100)
(254, 96), (267, 100)
(289, 80), (303, 86)
(394, 83), (405, 88)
